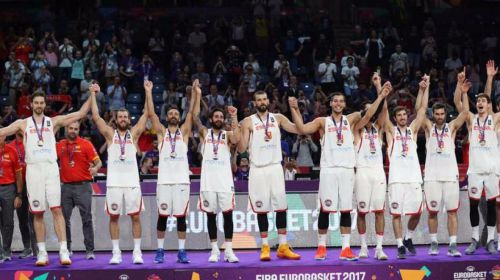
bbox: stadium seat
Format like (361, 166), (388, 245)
(300, 83), (314, 98)
(152, 92), (163, 104)
(151, 74), (165, 85)
(152, 84), (165, 95)
(130, 114), (140, 125)
(127, 93), (143, 104)
(154, 103), (163, 115)
(126, 104), (143, 114)
(0, 96), (8, 105)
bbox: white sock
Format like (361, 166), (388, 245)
(157, 238), (164, 249)
(449, 235), (457, 244)
(405, 230), (414, 240)
(38, 242), (46, 252)
(60, 241), (68, 251)
(487, 226), (496, 242)
(133, 239), (141, 252)
(179, 239), (186, 250)
(211, 241), (218, 251)
(396, 238), (403, 247)
(497, 236), (500, 251)
(359, 234), (367, 248)
(341, 234), (350, 250)
(278, 234), (287, 245)
(430, 233), (438, 243)
(471, 226), (479, 241)
(112, 239), (120, 252)
(318, 234), (327, 247)
(261, 237), (269, 245)
(376, 234), (383, 249)
(225, 241), (232, 249)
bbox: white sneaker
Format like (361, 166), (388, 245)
(223, 248), (239, 263)
(35, 251), (49, 266)
(133, 250), (143, 264)
(109, 250), (122, 265)
(208, 247), (220, 262)
(358, 246), (368, 258)
(59, 249), (72, 265)
(375, 248), (388, 260)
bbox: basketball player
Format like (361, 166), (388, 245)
(193, 87), (240, 262)
(460, 60), (500, 254)
(238, 90), (301, 261)
(144, 80), (197, 264)
(353, 74), (393, 260)
(0, 89), (93, 266)
(91, 82), (150, 264)
(290, 85), (390, 261)
(420, 74), (470, 257)
(384, 76), (429, 259)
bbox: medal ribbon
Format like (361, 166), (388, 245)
(15, 140), (24, 164)
(434, 124), (446, 149)
(32, 116), (45, 143)
(366, 126), (376, 151)
(397, 127), (408, 153)
(332, 116), (343, 141)
(211, 129), (222, 157)
(167, 128), (178, 155)
(256, 113), (270, 138)
(477, 116), (488, 143)
(117, 131), (129, 158)
(67, 142), (76, 164)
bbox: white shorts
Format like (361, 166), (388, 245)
(198, 191), (235, 213)
(248, 163), (287, 213)
(468, 173), (499, 200)
(318, 167), (355, 213)
(388, 183), (423, 216)
(424, 181), (460, 213)
(354, 168), (387, 213)
(26, 162), (61, 213)
(105, 187), (144, 216)
(157, 184), (190, 217)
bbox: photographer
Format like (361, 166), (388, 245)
(292, 135), (317, 167)
(317, 55), (337, 94)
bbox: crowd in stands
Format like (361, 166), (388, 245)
(1, 1), (500, 179)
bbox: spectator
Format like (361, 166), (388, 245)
(140, 157), (154, 175)
(101, 43), (119, 84)
(58, 37), (76, 81)
(1, 105), (17, 126)
(365, 29), (384, 70)
(405, 25), (421, 70)
(389, 44), (410, 78)
(30, 51), (48, 81)
(191, 63), (210, 92)
(284, 158), (298, 180)
(341, 57), (360, 97)
(148, 28), (165, 67)
(84, 44), (100, 79)
(231, 17), (246, 50)
(142, 139), (160, 167)
(70, 50), (85, 96)
(205, 84), (225, 111)
(241, 64), (259, 93)
(107, 76), (127, 117)
(317, 55), (337, 94)
(81, 80), (105, 113)
(313, 33), (333, 65)
(233, 156), (250, 181)
(211, 56), (228, 89)
(82, 31), (100, 51)
(5, 60), (24, 106)
(444, 51), (463, 87)
(119, 48), (138, 89)
(350, 25), (366, 57)
(12, 36), (33, 66)
(188, 24), (207, 55)
(163, 81), (182, 108)
(421, 30), (437, 70)
(80, 70), (93, 96)
(243, 53), (261, 74)
(137, 54), (154, 81)
(34, 66), (53, 94)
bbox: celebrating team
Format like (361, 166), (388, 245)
(0, 60), (498, 266)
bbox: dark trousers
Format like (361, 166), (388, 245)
(61, 183), (94, 252)
(0, 185), (16, 254)
(16, 190), (37, 252)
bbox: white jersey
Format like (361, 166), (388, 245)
(106, 130), (140, 188)
(320, 116), (355, 168)
(424, 123), (458, 182)
(497, 127), (500, 176)
(24, 116), (57, 164)
(388, 126), (422, 184)
(157, 128), (190, 184)
(355, 124), (384, 171)
(468, 115), (498, 174)
(200, 129), (234, 192)
(249, 113), (282, 167)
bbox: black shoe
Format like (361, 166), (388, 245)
(403, 238), (416, 255)
(397, 246), (406, 259)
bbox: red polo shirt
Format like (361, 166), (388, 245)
(56, 137), (99, 183)
(6, 139), (26, 179)
(0, 145), (22, 185)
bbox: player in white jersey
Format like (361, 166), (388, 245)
(238, 91), (301, 261)
(384, 75), (429, 259)
(91, 82), (150, 264)
(144, 80), (197, 264)
(460, 60), (500, 255)
(290, 86), (388, 261)
(353, 75), (393, 260)
(0, 90), (92, 266)
(420, 72), (470, 257)
(193, 92), (240, 262)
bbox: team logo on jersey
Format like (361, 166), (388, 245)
(343, 120), (348, 125)
(391, 202), (399, 209)
(470, 187), (478, 194)
(255, 201), (263, 208)
(359, 201), (366, 208)
(324, 199), (332, 207)
(430, 200), (438, 208)
(111, 203), (118, 211)
(46, 120), (51, 127)
(203, 200), (209, 207)
(270, 117), (275, 123)
(160, 203), (168, 210)
(33, 200), (40, 207)
(222, 134), (225, 140)
(488, 119), (492, 125)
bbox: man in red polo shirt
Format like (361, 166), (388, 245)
(0, 134), (23, 261)
(6, 131), (37, 259)
(56, 121), (102, 260)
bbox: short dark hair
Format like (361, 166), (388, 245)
(432, 103), (447, 113)
(329, 92), (345, 101)
(476, 93), (491, 103)
(31, 92), (46, 102)
(253, 90), (268, 100)
(392, 106), (408, 117)
(165, 105), (180, 115)
(209, 107), (226, 119)
(116, 108), (130, 117)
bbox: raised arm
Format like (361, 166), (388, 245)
(410, 77), (430, 133)
(90, 85), (114, 141)
(180, 79), (199, 136)
(191, 78), (207, 139)
(276, 113), (298, 134)
(355, 82), (392, 131)
(144, 80), (165, 137)
(450, 80), (471, 132)
(288, 97), (321, 135)
(484, 60), (497, 114)
(227, 106), (240, 144)
(131, 81), (151, 140)
(453, 67), (466, 112)
(372, 72), (382, 93)
(0, 119), (25, 138)
(53, 90), (92, 131)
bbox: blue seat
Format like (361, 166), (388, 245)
(0, 96), (8, 105)
(300, 82), (315, 98)
(152, 84), (165, 95)
(130, 114), (140, 125)
(127, 93), (143, 104)
(153, 92), (163, 104)
(151, 74), (165, 85)
(154, 103), (163, 115)
(126, 104), (143, 114)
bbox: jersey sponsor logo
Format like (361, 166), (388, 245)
(160, 203), (168, 210)
(358, 201), (366, 208)
(29, 128), (50, 133)
(391, 202), (399, 209)
(430, 200), (438, 208)
(470, 187), (478, 194)
(33, 200), (40, 207)
(111, 203), (119, 211)
(203, 200), (209, 207)
(255, 124), (277, 130)
(255, 200), (263, 208)
(324, 199), (332, 207)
